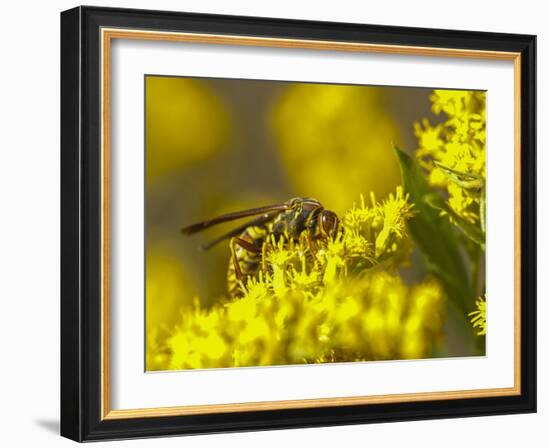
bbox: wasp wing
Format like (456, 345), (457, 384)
(181, 203), (288, 236)
(200, 212), (279, 250)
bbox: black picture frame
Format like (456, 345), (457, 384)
(61, 5), (536, 442)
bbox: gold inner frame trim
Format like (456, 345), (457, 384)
(100, 27), (522, 420)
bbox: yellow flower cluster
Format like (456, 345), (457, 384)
(414, 90), (486, 224)
(145, 249), (198, 371)
(159, 189), (444, 370)
(344, 188), (415, 261)
(414, 90), (486, 337)
(468, 296), (487, 336)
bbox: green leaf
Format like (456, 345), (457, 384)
(394, 145), (474, 313)
(424, 193), (485, 249)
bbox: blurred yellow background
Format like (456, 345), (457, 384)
(145, 76), (443, 370)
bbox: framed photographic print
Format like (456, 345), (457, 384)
(60, 6), (536, 442)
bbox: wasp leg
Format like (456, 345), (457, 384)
(230, 237), (262, 281)
(261, 243), (267, 273)
(306, 233), (318, 257)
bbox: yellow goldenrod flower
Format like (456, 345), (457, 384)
(414, 90), (486, 225)
(374, 187), (415, 258)
(414, 90), (486, 333)
(145, 248), (198, 371)
(342, 189), (414, 269)
(152, 189), (445, 370)
(468, 296), (487, 336)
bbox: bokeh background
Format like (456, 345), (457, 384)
(145, 76), (471, 369)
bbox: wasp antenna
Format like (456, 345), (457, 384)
(181, 222), (208, 235)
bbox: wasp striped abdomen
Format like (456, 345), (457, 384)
(227, 225), (268, 297)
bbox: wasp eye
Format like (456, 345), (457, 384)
(321, 211), (339, 237)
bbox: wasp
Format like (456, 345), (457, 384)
(181, 198), (340, 297)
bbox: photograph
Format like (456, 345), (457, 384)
(144, 76), (487, 371)
(58, 6), (537, 441)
